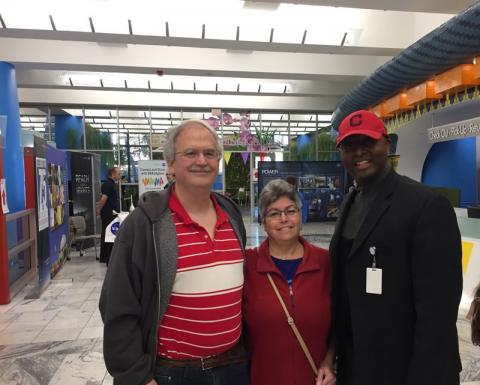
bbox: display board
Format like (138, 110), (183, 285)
(258, 161), (346, 222)
(34, 136), (51, 290)
(46, 145), (69, 276)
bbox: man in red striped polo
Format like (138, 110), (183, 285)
(100, 120), (249, 385)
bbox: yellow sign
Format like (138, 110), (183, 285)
(461, 240), (473, 274)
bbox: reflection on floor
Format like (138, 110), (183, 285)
(0, 220), (478, 385)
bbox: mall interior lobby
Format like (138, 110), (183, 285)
(1, 0), (480, 384)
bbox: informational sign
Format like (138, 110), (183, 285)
(138, 160), (167, 196)
(36, 158), (49, 230)
(428, 116), (480, 143)
(258, 161), (346, 222)
(0, 178), (9, 214)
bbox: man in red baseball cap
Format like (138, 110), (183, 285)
(329, 110), (462, 385)
(336, 110), (390, 188)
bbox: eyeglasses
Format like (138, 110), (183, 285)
(265, 206), (299, 220)
(339, 136), (384, 152)
(174, 148), (221, 160)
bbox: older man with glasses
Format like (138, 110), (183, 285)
(100, 119), (249, 385)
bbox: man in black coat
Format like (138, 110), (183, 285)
(330, 110), (463, 385)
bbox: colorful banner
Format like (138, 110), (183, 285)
(240, 152), (249, 165)
(35, 158), (48, 231)
(138, 160), (167, 196)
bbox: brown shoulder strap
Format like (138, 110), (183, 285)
(267, 273), (318, 375)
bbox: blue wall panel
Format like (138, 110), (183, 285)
(54, 115), (83, 150)
(0, 62), (25, 212)
(422, 137), (477, 207)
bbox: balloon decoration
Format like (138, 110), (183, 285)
(205, 112), (278, 152)
(207, 116), (220, 129)
(222, 113), (233, 125)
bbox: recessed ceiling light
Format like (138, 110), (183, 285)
(242, 1), (280, 11)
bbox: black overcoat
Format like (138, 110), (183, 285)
(330, 171), (462, 385)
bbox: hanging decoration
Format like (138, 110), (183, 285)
(240, 152), (249, 165)
(223, 151), (232, 165)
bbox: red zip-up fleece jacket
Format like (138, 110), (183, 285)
(243, 236), (332, 385)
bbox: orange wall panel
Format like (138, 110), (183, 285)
(435, 64), (479, 94)
(383, 93), (412, 115)
(474, 57), (480, 80)
(369, 103), (391, 119)
(405, 80), (441, 105)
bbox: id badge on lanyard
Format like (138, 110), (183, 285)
(366, 246), (382, 295)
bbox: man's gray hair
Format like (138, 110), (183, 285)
(163, 119), (223, 162)
(258, 179), (302, 222)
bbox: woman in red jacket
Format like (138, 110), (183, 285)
(243, 179), (335, 385)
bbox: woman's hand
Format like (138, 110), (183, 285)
(316, 360), (335, 385)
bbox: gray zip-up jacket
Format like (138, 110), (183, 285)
(99, 186), (246, 385)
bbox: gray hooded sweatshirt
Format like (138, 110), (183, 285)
(99, 186), (246, 385)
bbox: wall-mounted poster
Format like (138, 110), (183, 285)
(48, 162), (66, 229)
(70, 152), (95, 238)
(258, 161), (346, 222)
(36, 158), (49, 231)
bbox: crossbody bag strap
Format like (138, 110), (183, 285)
(266, 272), (318, 375)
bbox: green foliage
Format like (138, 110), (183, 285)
(225, 152), (250, 195)
(288, 133), (339, 161)
(81, 123), (116, 168)
(317, 133), (339, 161)
(65, 129), (81, 149)
(254, 125), (277, 145)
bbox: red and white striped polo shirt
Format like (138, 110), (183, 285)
(157, 190), (244, 359)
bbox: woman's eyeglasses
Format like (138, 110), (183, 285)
(265, 207), (299, 220)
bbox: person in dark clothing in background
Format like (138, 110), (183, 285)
(163, 171), (175, 190)
(96, 166), (121, 264)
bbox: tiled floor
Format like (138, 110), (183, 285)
(0, 220), (478, 385)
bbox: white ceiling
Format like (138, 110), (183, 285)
(0, 0), (476, 117)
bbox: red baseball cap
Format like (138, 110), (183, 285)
(336, 110), (388, 147)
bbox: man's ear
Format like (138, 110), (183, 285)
(167, 160), (175, 175)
